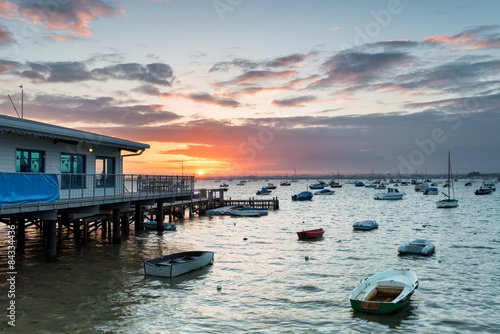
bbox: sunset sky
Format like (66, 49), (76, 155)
(1, 0), (499, 177)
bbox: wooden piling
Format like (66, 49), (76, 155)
(157, 202), (164, 232)
(135, 205), (143, 231)
(45, 219), (57, 262)
(112, 208), (121, 244)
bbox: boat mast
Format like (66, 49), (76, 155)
(449, 151), (455, 199)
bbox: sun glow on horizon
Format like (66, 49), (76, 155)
(197, 170), (204, 176)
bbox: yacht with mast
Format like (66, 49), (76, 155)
(436, 151), (458, 208)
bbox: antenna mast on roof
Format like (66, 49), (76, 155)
(7, 85), (23, 119)
(7, 95), (20, 118)
(20, 85), (23, 118)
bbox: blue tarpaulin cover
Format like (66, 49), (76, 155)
(0, 173), (60, 205)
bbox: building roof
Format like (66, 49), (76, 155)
(0, 114), (150, 152)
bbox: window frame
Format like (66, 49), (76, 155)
(95, 156), (116, 188)
(16, 149), (45, 173)
(60, 153), (86, 189)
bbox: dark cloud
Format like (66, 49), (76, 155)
(11, 94), (182, 126)
(0, 59), (20, 74)
(91, 63), (174, 85)
(209, 53), (309, 72)
(309, 51), (414, 89)
(264, 54), (308, 67)
(271, 95), (318, 107)
(215, 70), (297, 89)
(14, 0), (125, 36)
(1, 60), (174, 85)
(392, 59), (500, 95)
(135, 85), (240, 108)
(0, 25), (14, 46)
(185, 92), (240, 108)
(208, 58), (259, 72)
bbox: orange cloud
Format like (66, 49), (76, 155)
(48, 34), (76, 42)
(425, 32), (500, 50)
(3, 0), (125, 36)
(0, 0), (18, 20)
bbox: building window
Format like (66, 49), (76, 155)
(16, 149), (45, 173)
(61, 153), (86, 189)
(96, 156), (115, 187)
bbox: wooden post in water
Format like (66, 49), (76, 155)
(16, 218), (25, 249)
(135, 205), (143, 231)
(85, 220), (91, 243)
(102, 218), (108, 238)
(157, 202), (164, 232)
(122, 212), (130, 236)
(112, 208), (121, 244)
(45, 219), (57, 262)
(208, 190), (213, 209)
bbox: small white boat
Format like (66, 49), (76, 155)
(349, 268), (419, 314)
(142, 221), (176, 230)
(144, 251), (214, 277)
(374, 188), (405, 200)
(229, 207), (267, 217)
(314, 189), (335, 195)
(398, 239), (435, 256)
(256, 187), (272, 195)
(353, 220), (379, 230)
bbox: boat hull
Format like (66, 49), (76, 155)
(292, 191), (313, 201)
(297, 228), (324, 239)
(436, 199), (458, 208)
(353, 221), (378, 230)
(350, 292), (413, 314)
(398, 239), (435, 255)
(349, 268), (418, 314)
(144, 251), (214, 278)
(142, 221), (176, 230)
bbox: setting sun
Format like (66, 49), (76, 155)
(197, 170), (204, 176)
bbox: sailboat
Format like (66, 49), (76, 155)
(329, 171), (342, 188)
(436, 151), (458, 208)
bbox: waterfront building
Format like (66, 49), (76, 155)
(0, 114), (194, 260)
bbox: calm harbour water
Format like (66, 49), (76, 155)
(1, 179), (499, 333)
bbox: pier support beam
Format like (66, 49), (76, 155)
(45, 219), (57, 262)
(112, 209), (121, 244)
(156, 202), (164, 232)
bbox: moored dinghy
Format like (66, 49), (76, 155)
(297, 228), (324, 240)
(144, 251), (214, 278)
(349, 268), (419, 314)
(292, 191), (313, 201)
(353, 220), (378, 230)
(398, 239), (435, 255)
